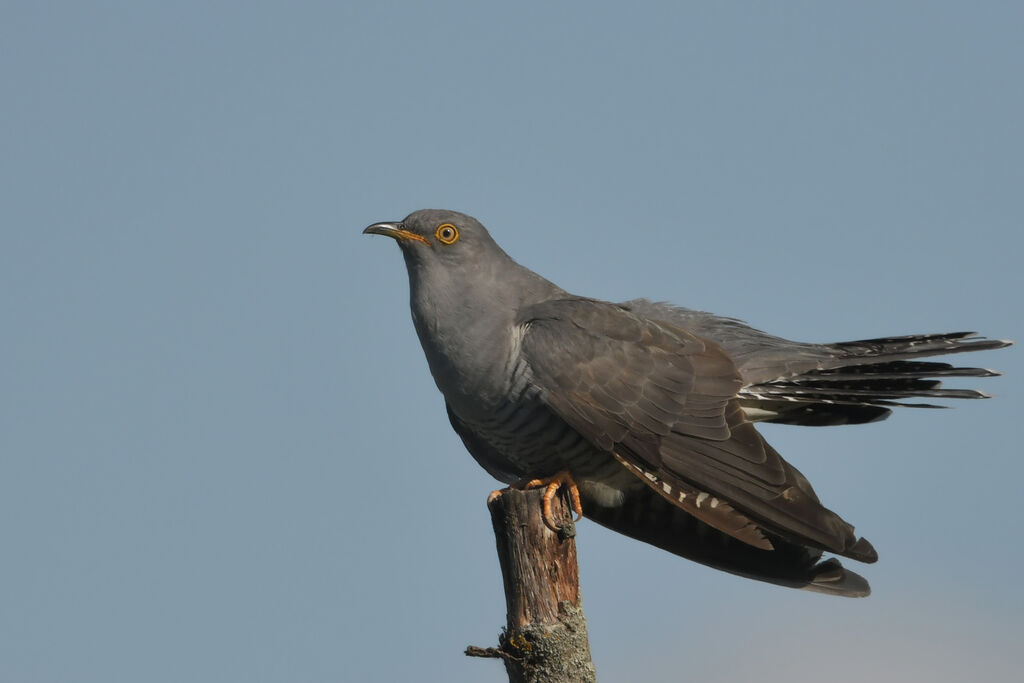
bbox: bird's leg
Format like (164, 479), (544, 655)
(523, 470), (584, 532)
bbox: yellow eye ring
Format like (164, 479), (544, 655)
(435, 223), (459, 245)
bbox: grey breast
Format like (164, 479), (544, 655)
(448, 337), (607, 483)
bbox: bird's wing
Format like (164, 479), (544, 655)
(518, 298), (875, 562)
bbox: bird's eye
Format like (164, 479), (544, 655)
(435, 223), (459, 245)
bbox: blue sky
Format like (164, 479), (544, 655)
(2, 2), (1021, 681)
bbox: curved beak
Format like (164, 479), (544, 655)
(363, 221), (402, 237)
(363, 222), (430, 245)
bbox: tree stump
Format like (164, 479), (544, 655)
(466, 487), (597, 682)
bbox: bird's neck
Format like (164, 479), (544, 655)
(407, 261), (563, 410)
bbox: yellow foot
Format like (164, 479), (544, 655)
(523, 470), (584, 532)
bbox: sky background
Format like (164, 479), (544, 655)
(3, 2), (1022, 681)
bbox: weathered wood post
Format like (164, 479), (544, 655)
(466, 488), (597, 682)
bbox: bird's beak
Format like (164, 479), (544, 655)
(363, 222), (430, 245)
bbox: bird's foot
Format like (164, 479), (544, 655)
(523, 470), (584, 532)
(486, 471), (584, 532)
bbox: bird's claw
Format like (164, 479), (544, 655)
(523, 470), (584, 532)
(487, 471), (583, 532)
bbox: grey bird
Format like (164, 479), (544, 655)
(364, 209), (1010, 597)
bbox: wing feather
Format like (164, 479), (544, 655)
(519, 298), (875, 561)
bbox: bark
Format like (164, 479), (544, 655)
(466, 488), (597, 682)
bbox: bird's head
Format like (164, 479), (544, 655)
(363, 209), (503, 274)
(363, 209), (564, 325)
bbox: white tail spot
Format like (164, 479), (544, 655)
(696, 492), (709, 509)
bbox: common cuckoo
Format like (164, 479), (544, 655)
(364, 209), (1009, 596)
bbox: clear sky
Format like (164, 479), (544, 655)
(3, 2), (1021, 681)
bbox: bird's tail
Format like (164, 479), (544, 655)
(583, 487), (872, 597)
(740, 332), (1012, 426)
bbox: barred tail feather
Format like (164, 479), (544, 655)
(741, 333), (1011, 426)
(832, 332), (1011, 363)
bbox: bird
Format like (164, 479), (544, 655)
(363, 209), (1010, 597)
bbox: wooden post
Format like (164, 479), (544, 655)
(465, 488), (597, 682)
